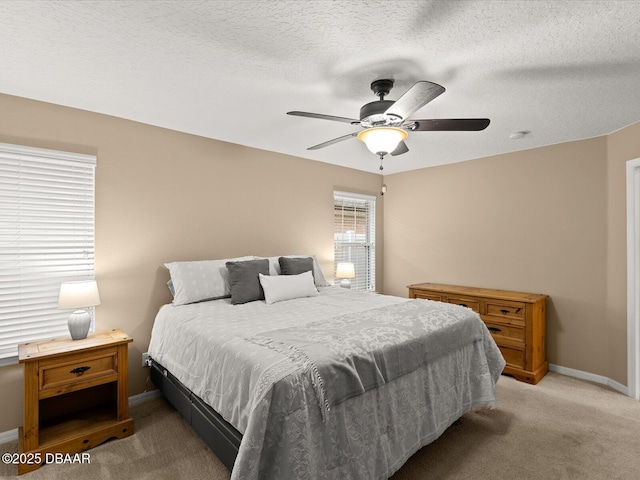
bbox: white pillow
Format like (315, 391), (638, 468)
(165, 256), (254, 305)
(258, 271), (319, 305)
(256, 254), (330, 287)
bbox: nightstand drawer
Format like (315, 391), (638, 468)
(39, 348), (118, 396)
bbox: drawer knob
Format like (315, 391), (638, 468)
(460, 303), (468, 308)
(500, 309), (509, 315)
(70, 366), (91, 376)
(488, 327), (502, 333)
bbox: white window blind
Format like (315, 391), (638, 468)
(0, 143), (96, 362)
(333, 191), (376, 291)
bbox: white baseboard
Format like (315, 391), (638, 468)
(128, 389), (162, 406)
(0, 428), (18, 444)
(0, 389), (162, 446)
(549, 364), (629, 396)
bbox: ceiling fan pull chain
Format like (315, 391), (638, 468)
(379, 153), (384, 171)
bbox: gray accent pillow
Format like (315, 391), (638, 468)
(226, 259), (270, 305)
(279, 256), (314, 280)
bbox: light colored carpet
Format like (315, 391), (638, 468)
(1, 372), (639, 479)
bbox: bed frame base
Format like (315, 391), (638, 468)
(150, 360), (242, 472)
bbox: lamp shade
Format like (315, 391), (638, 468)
(335, 262), (356, 279)
(357, 127), (408, 155)
(58, 280), (101, 309)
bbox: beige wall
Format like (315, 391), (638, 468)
(384, 126), (640, 386)
(0, 93), (384, 432)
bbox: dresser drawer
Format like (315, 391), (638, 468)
(39, 348), (118, 397)
(499, 345), (525, 369)
(411, 291), (443, 302)
(484, 300), (526, 325)
(484, 321), (525, 345)
(446, 296), (480, 313)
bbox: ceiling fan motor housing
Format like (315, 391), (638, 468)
(360, 100), (402, 127)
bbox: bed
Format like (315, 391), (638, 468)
(148, 256), (506, 480)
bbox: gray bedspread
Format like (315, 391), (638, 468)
(247, 299), (484, 417)
(148, 287), (506, 480)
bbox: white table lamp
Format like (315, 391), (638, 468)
(336, 262), (356, 289)
(58, 280), (101, 340)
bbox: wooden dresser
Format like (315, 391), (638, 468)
(408, 283), (548, 384)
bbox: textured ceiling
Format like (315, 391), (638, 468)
(1, 0), (639, 174)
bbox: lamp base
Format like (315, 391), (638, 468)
(68, 310), (91, 340)
(340, 279), (352, 289)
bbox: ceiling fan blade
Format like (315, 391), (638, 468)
(408, 118), (491, 131)
(384, 81), (445, 121)
(287, 111), (360, 125)
(307, 132), (360, 150)
(390, 141), (409, 156)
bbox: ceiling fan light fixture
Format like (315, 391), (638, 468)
(357, 127), (408, 156)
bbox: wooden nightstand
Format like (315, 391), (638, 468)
(17, 329), (134, 474)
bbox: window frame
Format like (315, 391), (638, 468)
(333, 190), (376, 291)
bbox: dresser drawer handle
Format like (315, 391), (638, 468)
(70, 366), (91, 376)
(487, 327), (502, 333)
(459, 303), (468, 308)
(500, 309), (509, 315)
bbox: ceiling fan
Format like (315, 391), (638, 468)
(288, 79), (490, 170)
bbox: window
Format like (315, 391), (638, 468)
(333, 191), (376, 291)
(0, 143), (96, 363)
